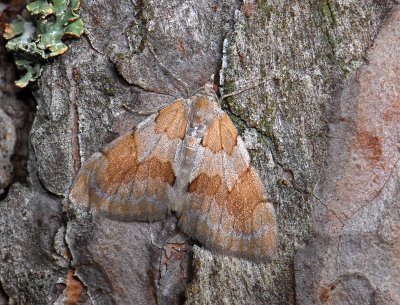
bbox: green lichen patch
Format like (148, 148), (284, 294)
(26, 1), (55, 16)
(3, 0), (84, 88)
(259, 0), (273, 27)
(14, 60), (42, 88)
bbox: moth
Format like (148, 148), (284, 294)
(69, 82), (277, 261)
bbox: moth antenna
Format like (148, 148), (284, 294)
(204, 74), (216, 94)
(221, 80), (266, 100)
(121, 103), (164, 116)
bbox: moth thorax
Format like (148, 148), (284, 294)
(186, 126), (204, 148)
(185, 140), (198, 150)
(192, 99), (216, 128)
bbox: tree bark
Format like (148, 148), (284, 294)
(0, 1), (398, 304)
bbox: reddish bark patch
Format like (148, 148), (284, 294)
(177, 37), (187, 57)
(65, 270), (83, 305)
(241, 2), (258, 17)
(383, 98), (400, 122)
(319, 287), (330, 303)
(353, 129), (382, 163)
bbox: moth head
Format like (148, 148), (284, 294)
(191, 95), (218, 128)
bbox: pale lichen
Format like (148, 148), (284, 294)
(3, 0), (84, 88)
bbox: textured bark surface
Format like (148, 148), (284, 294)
(0, 0), (398, 304)
(295, 7), (400, 305)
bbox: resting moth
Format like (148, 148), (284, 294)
(69, 82), (277, 261)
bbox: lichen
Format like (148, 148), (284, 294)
(320, 0), (337, 26)
(104, 87), (116, 96)
(125, 0), (153, 55)
(258, 0), (272, 28)
(3, 0), (84, 88)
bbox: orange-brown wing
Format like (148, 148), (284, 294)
(69, 99), (189, 221)
(178, 112), (277, 261)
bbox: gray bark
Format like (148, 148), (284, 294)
(0, 1), (398, 304)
